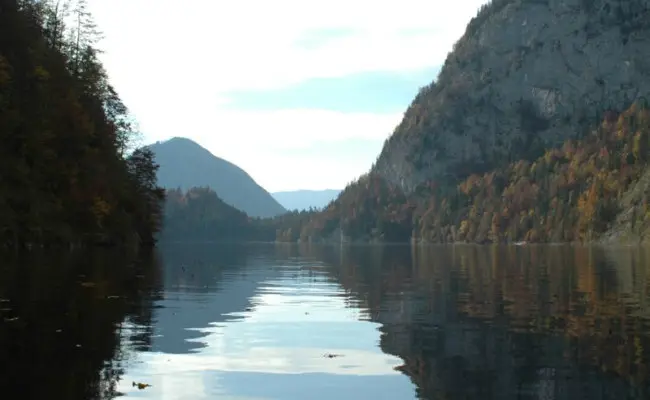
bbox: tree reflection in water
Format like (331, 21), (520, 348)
(294, 243), (650, 400)
(0, 248), (162, 399)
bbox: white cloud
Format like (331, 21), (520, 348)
(114, 273), (409, 399)
(145, 106), (402, 152)
(141, 106), (399, 191)
(90, 0), (486, 93)
(86, 0), (488, 190)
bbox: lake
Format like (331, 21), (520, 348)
(2, 243), (650, 399)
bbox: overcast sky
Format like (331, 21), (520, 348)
(87, 0), (487, 192)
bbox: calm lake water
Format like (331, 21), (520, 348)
(2, 243), (650, 399)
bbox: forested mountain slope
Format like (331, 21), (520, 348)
(0, 0), (164, 247)
(374, 0), (650, 193)
(273, 0), (650, 244)
(284, 104), (650, 244)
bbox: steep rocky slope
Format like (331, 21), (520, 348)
(374, 0), (650, 193)
(600, 166), (650, 243)
(284, 103), (650, 244)
(270, 0), (650, 244)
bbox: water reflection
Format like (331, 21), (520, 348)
(0, 248), (161, 399)
(6, 243), (650, 399)
(313, 244), (650, 400)
(116, 243), (413, 399)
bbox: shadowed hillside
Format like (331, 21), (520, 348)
(0, 0), (164, 247)
(148, 137), (286, 218)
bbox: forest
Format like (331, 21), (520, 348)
(160, 186), (315, 243)
(280, 102), (650, 244)
(0, 0), (165, 248)
(161, 187), (269, 242)
(22, 0), (646, 246)
(164, 102), (650, 244)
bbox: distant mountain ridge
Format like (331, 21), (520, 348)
(271, 189), (341, 211)
(147, 137), (286, 218)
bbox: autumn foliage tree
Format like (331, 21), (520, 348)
(0, 0), (165, 247)
(287, 102), (650, 244)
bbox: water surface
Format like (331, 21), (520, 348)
(116, 243), (413, 399)
(3, 243), (650, 399)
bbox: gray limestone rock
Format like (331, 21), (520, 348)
(373, 0), (650, 193)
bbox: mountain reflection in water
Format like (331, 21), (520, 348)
(2, 243), (650, 399)
(322, 244), (650, 400)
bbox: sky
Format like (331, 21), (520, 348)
(87, 0), (488, 192)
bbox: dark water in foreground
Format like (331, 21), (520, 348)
(2, 244), (650, 399)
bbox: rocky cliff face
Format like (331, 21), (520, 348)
(373, 0), (650, 193)
(601, 166), (650, 243)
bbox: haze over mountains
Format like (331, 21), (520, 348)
(271, 189), (341, 212)
(148, 138), (286, 218)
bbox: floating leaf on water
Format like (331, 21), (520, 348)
(132, 382), (152, 390)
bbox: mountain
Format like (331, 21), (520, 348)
(373, 0), (650, 193)
(161, 187), (315, 243)
(161, 187), (275, 242)
(271, 189), (341, 211)
(148, 137), (286, 218)
(272, 0), (650, 244)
